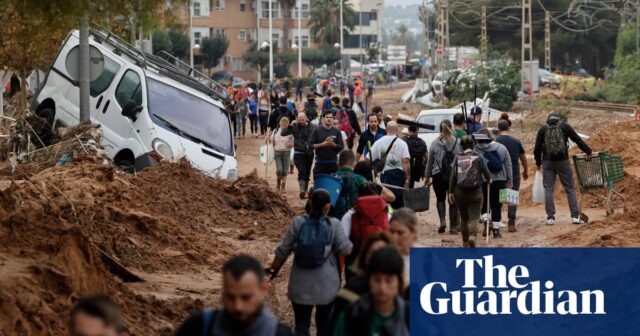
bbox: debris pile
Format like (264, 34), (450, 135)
(0, 159), (293, 334)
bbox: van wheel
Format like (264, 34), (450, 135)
(31, 107), (56, 147)
(115, 159), (135, 174)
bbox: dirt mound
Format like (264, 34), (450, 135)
(584, 120), (640, 169)
(0, 160), (293, 334)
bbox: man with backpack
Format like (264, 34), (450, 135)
(303, 94), (318, 122)
(356, 114), (385, 161)
(473, 129), (513, 238)
(330, 150), (367, 220)
(449, 136), (492, 247)
(268, 189), (353, 336)
(403, 125), (428, 188)
(289, 113), (317, 199)
(533, 112), (592, 225)
(496, 117), (528, 232)
(175, 255), (293, 336)
(370, 121), (411, 209)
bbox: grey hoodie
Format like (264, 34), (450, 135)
(425, 137), (462, 178)
(475, 141), (513, 183)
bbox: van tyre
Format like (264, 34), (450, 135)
(115, 159), (135, 174)
(31, 107), (56, 147)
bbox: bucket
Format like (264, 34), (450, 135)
(313, 174), (342, 206)
(402, 187), (430, 212)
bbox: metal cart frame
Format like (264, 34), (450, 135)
(573, 152), (627, 216)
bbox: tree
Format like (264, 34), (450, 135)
(152, 30), (172, 55)
(451, 61), (521, 112)
(168, 29), (190, 60)
(200, 35), (230, 76)
(302, 44), (340, 76)
(244, 43), (269, 81)
(309, 0), (357, 45)
(392, 24), (410, 45)
(280, 0), (297, 51)
(367, 48), (379, 63)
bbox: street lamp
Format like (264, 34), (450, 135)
(261, 41), (270, 49)
(339, 0), (344, 78)
(292, 43), (299, 49)
(297, 0), (302, 79)
(334, 43), (341, 49)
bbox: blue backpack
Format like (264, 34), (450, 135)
(483, 150), (503, 173)
(295, 216), (332, 268)
(329, 172), (358, 220)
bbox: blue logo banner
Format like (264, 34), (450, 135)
(409, 248), (640, 336)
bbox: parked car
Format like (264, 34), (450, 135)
(538, 68), (560, 88)
(30, 29), (238, 180)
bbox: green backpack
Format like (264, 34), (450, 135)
(544, 125), (566, 160)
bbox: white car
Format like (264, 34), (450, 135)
(31, 29), (238, 180)
(416, 108), (460, 148)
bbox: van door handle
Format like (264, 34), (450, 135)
(96, 96), (103, 109)
(102, 100), (110, 114)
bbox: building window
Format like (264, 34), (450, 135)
(194, 32), (202, 45)
(240, 0), (246, 11)
(215, 29), (225, 37)
(302, 35), (309, 48)
(358, 12), (371, 26)
(233, 58), (243, 71)
(215, 0), (225, 10)
(193, 2), (201, 16)
(271, 33), (280, 50)
(292, 1), (310, 19)
(261, 1), (280, 18)
(239, 29), (247, 42)
(371, 11), (377, 21)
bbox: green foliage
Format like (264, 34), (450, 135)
(167, 29), (190, 60)
(614, 25), (637, 65)
(200, 35), (230, 76)
(152, 30), (172, 55)
(301, 44), (340, 76)
(274, 53), (295, 78)
(243, 43), (269, 78)
(309, 0), (357, 44)
(451, 61), (521, 112)
(367, 48), (379, 63)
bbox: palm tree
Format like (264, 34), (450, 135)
(393, 24), (409, 45)
(280, 0), (297, 51)
(309, 0), (356, 45)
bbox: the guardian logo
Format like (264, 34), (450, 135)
(420, 255), (606, 316)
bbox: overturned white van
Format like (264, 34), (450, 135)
(30, 29), (238, 180)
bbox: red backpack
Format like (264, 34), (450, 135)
(350, 195), (389, 257)
(336, 108), (353, 138)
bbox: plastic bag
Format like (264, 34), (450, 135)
(532, 171), (545, 204)
(259, 144), (275, 165)
(352, 103), (362, 116)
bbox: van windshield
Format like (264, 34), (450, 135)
(147, 78), (233, 156)
(417, 114), (453, 134)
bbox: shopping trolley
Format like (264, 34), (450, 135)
(572, 151), (627, 216)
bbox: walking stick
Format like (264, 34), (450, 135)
(485, 181), (491, 243)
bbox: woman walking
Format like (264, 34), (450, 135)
(425, 120), (461, 234)
(388, 208), (418, 284)
(258, 90), (270, 135)
(248, 92), (259, 137)
(267, 190), (353, 336)
(269, 117), (294, 193)
(449, 136), (492, 247)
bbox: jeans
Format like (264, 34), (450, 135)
(249, 114), (258, 134)
(381, 168), (405, 209)
(454, 187), (483, 242)
(481, 180), (507, 227)
(274, 150), (291, 177)
(291, 302), (334, 336)
(313, 161), (337, 175)
(259, 111), (268, 135)
(543, 160), (580, 219)
(296, 89), (303, 101)
(294, 153), (314, 191)
(507, 172), (521, 224)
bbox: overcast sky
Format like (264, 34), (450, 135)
(384, 0), (422, 7)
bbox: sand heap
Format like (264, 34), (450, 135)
(0, 160), (292, 335)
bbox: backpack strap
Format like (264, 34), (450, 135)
(201, 308), (216, 336)
(384, 137), (399, 156)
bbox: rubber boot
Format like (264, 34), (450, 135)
(462, 241), (469, 248)
(449, 205), (459, 235)
(298, 180), (307, 199)
(436, 202), (446, 233)
(492, 222), (502, 238)
(281, 180), (286, 193)
(276, 177), (281, 192)
(482, 222), (488, 237)
(508, 218), (517, 232)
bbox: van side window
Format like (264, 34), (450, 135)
(90, 57), (120, 97)
(115, 70), (142, 107)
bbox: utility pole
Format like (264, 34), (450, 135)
(522, 0), (533, 112)
(297, 0), (302, 78)
(481, 5), (487, 62)
(79, 15), (90, 122)
(636, 0), (639, 54)
(340, 0), (344, 76)
(419, 1), (430, 68)
(545, 10), (551, 71)
(189, 1), (194, 68)
(268, 0), (273, 84)
(436, 0), (449, 67)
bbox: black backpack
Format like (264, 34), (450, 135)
(404, 136), (427, 176)
(439, 138), (457, 179)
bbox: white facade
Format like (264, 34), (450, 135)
(343, 0), (384, 60)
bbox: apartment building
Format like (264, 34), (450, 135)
(344, 0), (384, 63)
(189, 0), (314, 82)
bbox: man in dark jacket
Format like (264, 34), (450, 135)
(289, 113), (316, 198)
(356, 114), (385, 161)
(175, 255), (293, 336)
(466, 106), (483, 134)
(295, 76), (304, 101)
(533, 112), (592, 225)
(402, 125), (428, 188)
(267, 96), (296, 135)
